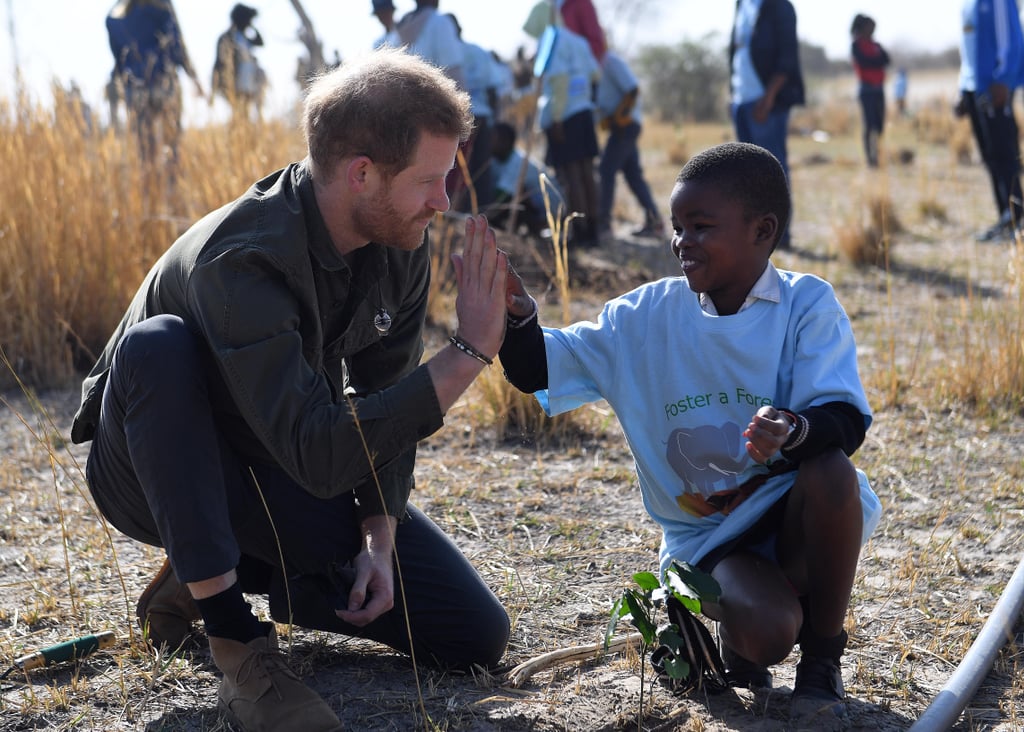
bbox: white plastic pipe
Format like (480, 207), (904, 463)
(909, 554), (1024, 731)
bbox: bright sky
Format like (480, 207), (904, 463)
(1, 0), (966, 123)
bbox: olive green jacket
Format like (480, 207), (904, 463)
(72, 161), (443, 520)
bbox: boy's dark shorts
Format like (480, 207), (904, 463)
(696, 491), (790, 574)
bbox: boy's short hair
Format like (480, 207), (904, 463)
(677, 142), (791, 248)
(302, 47), (473, 181)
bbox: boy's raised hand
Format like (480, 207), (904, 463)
(505, 259), (534, 319)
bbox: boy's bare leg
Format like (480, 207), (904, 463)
(706, 552), (802, 667)
(777, 449), (862, 640)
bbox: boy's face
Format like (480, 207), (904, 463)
(669, 179), (776, 316)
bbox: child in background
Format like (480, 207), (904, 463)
(499, 142), (880, 728)
(893, 67), (908, 116)
(851, 14), (891, 167)
(489, 121), (562, 237)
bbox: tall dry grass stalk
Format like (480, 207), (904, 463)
(0, 91), (303, 390)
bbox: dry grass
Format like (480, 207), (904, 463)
(2, 71), (1024, 730)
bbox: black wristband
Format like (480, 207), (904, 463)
(449, 335), (492, 366)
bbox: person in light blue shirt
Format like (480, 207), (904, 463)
(955, 0), (1024, 241)
(447, 13), (501, 211)
(595, 50), (665, 239)
(499, 142), (878, 727)
(371, 0), (400, 49)
(488, 121), (562, 236)
(524, 1), (601, 247)
(396, 0), (465, 89)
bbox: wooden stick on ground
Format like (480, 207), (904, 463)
(505, 632), (643, 688)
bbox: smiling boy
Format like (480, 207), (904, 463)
(500, 142), (879, 727)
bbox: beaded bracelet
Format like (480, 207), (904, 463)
(449, 335), (493, 366)
(507, 297), (539, 330)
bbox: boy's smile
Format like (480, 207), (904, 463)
(669, 179), (777, 316)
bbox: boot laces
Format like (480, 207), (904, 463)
(236, 647), (300, 701)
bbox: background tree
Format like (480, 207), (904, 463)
(634, 33), (729, 123)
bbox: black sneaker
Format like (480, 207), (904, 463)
(975, 214), (1014, 242)
(791, 655), (847, 723)
(722, 644), (772, 689)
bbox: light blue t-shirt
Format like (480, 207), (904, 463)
(492, 148), (562, 211)
(731, 0), (766, 104)
(462, 40), (501, 119)
(537, 27), (599, 129)
(536, 269), (878, 574)
(595, 51), (643, 126)
(402, 9), (464, 86)
(959, 0), (979, 91)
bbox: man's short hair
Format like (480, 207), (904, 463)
(302, 48), (473, 181)
(677, 142), (791, 247)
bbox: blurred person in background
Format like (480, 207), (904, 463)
(595, 47), (665, 240)
(447, 12), (502, 212)
(211, 3), (267, 121)
(728, 0), (804, 249)
(105, 0), (204, 169)
(371, 0), (400, 49)
(955, 0), (1024, 241)
(523, 0), (601, 248)
(850, 14), (890, 168)
(489, 120), (562, 237)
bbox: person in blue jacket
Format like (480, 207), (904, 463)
(499, 143), (879, 728)
(728, 0), (804, 249)
(105, 0), (204, 167)
(956, 0), (1024, 241)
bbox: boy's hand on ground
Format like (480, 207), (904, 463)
(743, 405), (791, 464)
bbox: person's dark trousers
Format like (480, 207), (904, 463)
(965, 89), (1024, 224)
(86, 314), (509, 669)
(858, 86), (885, 167)
(466, 114), (495, 211)
(733, 100), (793, 247)
(598, 121), (660, 230)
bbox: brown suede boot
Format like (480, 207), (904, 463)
(136, 558), (201, 649)
(210, 623), (344, 732)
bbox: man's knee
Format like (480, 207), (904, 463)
(115, 315), (203, 380)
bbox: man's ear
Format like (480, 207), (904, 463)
(345, 155), (376, 191)
(755, 213), (779, 247)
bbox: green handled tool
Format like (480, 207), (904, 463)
(1, 631), (117, 679)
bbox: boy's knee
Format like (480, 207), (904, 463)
(796, 449), (858, 509)
(723, 605), (799, 666)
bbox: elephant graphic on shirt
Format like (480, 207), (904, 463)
(666, 421), (750, 517)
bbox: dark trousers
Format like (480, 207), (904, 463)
(598, 121), (660, 230)
(964, 89), (1024, 223)
(86, 314), (509, 668)
(858, 86), (885, 166)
